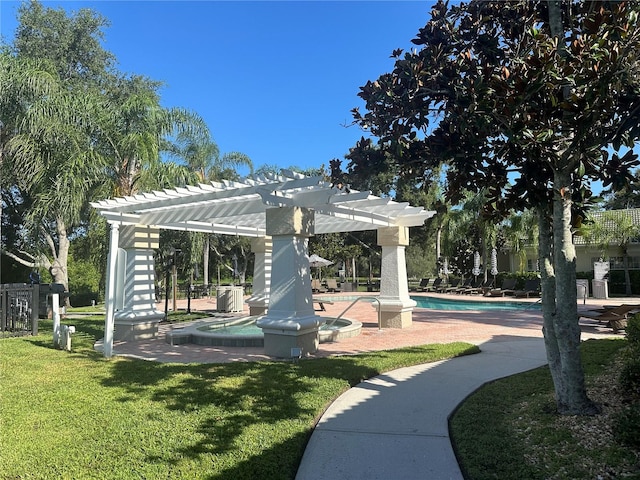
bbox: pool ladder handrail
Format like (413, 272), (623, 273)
(325, 296), (382, 331)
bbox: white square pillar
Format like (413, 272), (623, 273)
(377, 226), (416, 328)
(257, 207), (321, 357)
(113, 225), (164, 341)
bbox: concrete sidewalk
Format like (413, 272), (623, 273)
(295, 338), (548, 480)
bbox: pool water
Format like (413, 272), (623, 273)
(203, 323), (263, 335)
(196, 318), (347, 336)
(197, 317), (262, 335)
(411, 296), (539, 311)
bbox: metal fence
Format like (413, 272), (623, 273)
(0, 284), (39, 338)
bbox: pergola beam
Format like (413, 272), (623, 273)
(92, 171), (435, 236)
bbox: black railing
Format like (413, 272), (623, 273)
(0, 284), (39, 338)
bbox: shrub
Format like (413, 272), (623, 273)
(625, 313), (640, 350)
(607, 270), (640, 296)
(619, 357), (640, 398)
(612, 402), (640, 450)
(619, 316), (640, 398)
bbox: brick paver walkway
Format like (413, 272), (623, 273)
(101, 293), (626, 363)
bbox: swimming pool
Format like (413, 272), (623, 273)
(315, 294), (538, 311)
(411, 295), (539, 311)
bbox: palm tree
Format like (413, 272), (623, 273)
(442, 190), (498, 279)
(0, 53), (57, 263)
(168, 131), (253, 287)
(170, 130), (253, 183)
(1, 53), (105, 296)
(3, 2), (211, 301)
(501, 209), (539, 274)
(90, 75), (207, 198)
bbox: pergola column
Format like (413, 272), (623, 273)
(246, 236), (272, 316)
(377, 226), (416, 328)
(103, 222), (120, 358)
(257, 207), (321, 357)
(113, 224), (164, 341)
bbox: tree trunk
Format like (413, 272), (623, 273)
(544, 170), (598, 415)
(538, 206), (562, 392)
(543, 0), (597, 415)
(50, 217), (71, 307)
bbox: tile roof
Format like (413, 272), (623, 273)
(574, 208), (640, 245)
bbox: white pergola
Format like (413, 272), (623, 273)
(92, 170), (431, 236)
(92, 170), (435, 358)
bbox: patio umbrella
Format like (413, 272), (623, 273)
(443, 257), (450, 278)
(490, 248), (498, 280)
(472, 251), (481, 278)
(308, 254), (333, 279)
(309, 254), (333, 268)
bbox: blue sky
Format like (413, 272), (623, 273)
(1, 1), (433, 176)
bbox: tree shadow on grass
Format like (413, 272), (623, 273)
(100, 343), (479, 478)
(101, 355), (379, 474)
(208, 430), (311, 480)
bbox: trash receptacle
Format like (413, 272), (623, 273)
(592, 279), (609, 299)
(216, 286), (244, 312)
(216, 286), (230, 312)
(227, 286), (244, 313)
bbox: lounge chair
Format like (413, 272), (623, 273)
(326, 278), (342, 293)
(464, 279), (494, 295)
(485, 278), (517, 297)
(579, 304), (640, 332)
(448, 277), (473, 293)
(437, 278), (460, 293)
(457, 277), (484, 294)
(411, 278), (432, 292)
(311, 279), (327, 293)
(425, 277), (444, 292)
(514, 279), (541, 298)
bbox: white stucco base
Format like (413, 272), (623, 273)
(258, 315), (321, 357)
(246, 294), (269, 316)
(248, 304), (268, 316)
(113, 309), (164, 341)
(377, 297), (416, 329)
(379, 309), (413, 329)
(261, 330), (319, 358)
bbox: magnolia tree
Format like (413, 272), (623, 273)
(333, 0), (640, 414)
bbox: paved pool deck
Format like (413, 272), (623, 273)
(98, 292), (628, 364)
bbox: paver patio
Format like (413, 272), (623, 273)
(98, 292), (627, 363)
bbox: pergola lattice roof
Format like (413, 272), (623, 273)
(91, 170), (435, 236)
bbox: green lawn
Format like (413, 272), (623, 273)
(450, 338), (640, 479)
(0, 316), (478, 479)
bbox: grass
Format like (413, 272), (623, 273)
(450, 338), (640, 479)
(0, 315), (478, 480)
